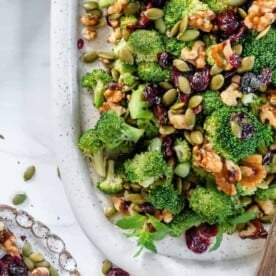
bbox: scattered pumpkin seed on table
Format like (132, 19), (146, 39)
(23, 165), (36, 181)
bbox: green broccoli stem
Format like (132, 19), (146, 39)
(122, 124), (145, 143)
(93, 81), (105, 108)
(93, 149), (106, 178)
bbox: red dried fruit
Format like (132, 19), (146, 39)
(186, 227), (210, 254)
(162, 135), (174, 158)
(153, 105), (168, 125)
(229, 54), (242, 68)
(107, 268), (130, 276)
(190, 68), (210, 91)
(158, 52), (174, 68)
(77, 38), (84, 50)
(216, 9), (239, 35)
(198, 223), (218, 239)
(143, 84), (162, 106)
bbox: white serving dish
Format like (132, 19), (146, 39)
(51, 0), (266, 275)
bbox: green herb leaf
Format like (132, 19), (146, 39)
(138, 231), (157, 253)
(209, 226), (223, 252)
(116, 214), (147, 229)
(227, 212), (257, 225)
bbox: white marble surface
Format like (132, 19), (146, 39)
(0, 1), (104, 275)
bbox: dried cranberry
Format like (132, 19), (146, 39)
(186, 227), (210, 254)
(258, 68), (272, 86)
(153, 105), (168, 124)
(158, 52), (174, 68)
(216, 9), (239, 35)
(128, 9), (152, 30)
(108, 82), (122, 90)
(139, 202), (156, 215)
(179, 94), (189, 103)
(143, 84), (162, 106)
(229, 54), (242, 68)
(190, 68), (210, 91)
(171, 67), (182, 87)
(77, 38), (84, 50)
(229, 24), (247, 42)
(162, 135), (174, 158)
(192, 104), (203, 114)
(8, 263), (28, 276)
(230, 112), (255, 140)
(240, 72), (261, 94)
(107, 268), (130, 276)
(198, 224), (218, 239)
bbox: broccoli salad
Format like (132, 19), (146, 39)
(78, 0), (276, 255)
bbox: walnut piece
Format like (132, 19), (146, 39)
(81, 27), (97, 41)
(239, 219), (267, 239)
(255, 198), (275, 215)
(193, 143), (223, 173)
(108, 0), (128, 15)
(188, 10), (215, 32)
(80, 14), (100, 27)
(32, 267), (50, 276)
(244, 0), (276, 32)
(220, 83), (243, 106)
(108, 27), (122, 44)
(181, 41), (206, 69)
(260, 102), (276, 129)
(240, 154), (267, 188)
(214, 160), (241, 196)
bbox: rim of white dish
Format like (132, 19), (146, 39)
(50, 0), (264, 275)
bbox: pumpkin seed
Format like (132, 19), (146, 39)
(159, 125), (176, 135)
(124, 192), (145, 203)
(177, 29), (200, 41)
(190, 130), (203, 145)
(171, 102), (185, 110)
(167, 21), (180, 38)
(82, 51), (98, 63)
(49, 266), (59, 276)
(237, 8), (247, 19)
(188, 95), (203, 108)
(111, 68), (119, 81)
(210, 64), (223, 76)
(184, 131), (193, 145)
(178, 76), (191, 94)
(237, 56), (255, 73)
(232, 44), (243, 55)
(240, 197), (252, 207)
(12, 192), (27, 205)
(104, 206), (117, 218)
(176, 177), (182, 194)
(88, 9), (103, 18)
(35, 261), (50, 268)
(159, 81), (173, 90)
(183, 108), (196, 129)
(174, 162), (191, 178)
(179, 15), (188, 34)
(145, 8), (164, 20)
(256, 25), (271, 40)
(173, 59), (190, 72)
(23, 256), (34, 271)
(108, 13), (121, 20)
(124, 2), (140, 15)
(23, 242), (33, 257)
(130, 183), (142, 192)
(102, 260), (112, 274)
(23, 165), (36, 181)
(117, 47), (134, 64)
(83, 1), (99, 11)
(230, 121), (241, 139)
(97, 52), (116, 60)
(162, 89), (177, 106)
(210, 74), (224, 90)
(260, 215), (273, 223)
(29, 253), (44, 263)
(154, 18), (166, 34)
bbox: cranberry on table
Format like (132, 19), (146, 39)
(108, 268), (130, 276)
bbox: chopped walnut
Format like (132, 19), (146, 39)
(214, 160), (241, 196)
(193, 143), (223, 173)
(0, 222), (20, 257)
(81, 27), (97, 41)
(255, 198), (275, 215)
(108, 0), (128, 15)
(181, 41), (206, 69)
(260, 102), (276, 129)
(108, 27), (122, 44)
(162, 210), (173, 224)
(112, 197), (130, 215)
(99, 102), (126, 115)
(239, 219), (267, 239)
(244, 0), (276, 32)
(80, 14), (100, 27)
(168, 109), (195, 130)
(188, 10), (215, 32)
(104, 88), (124, 103)
(220, 83), (243, 106)
(240, 154), (267, 188)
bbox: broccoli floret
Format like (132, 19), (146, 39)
(149, 184), (185, 215)
(81, 69), (113, 108)
(137, 119), (159, 139)
(189, 186), (236, 224)
(128, 30), (165, 62)
(113, 59), (136, 75)
(202, 90), (224, 115)
(137, 62), (170, 83)
(168, 211), (202, 237)
(78, 129), (106, 178)
(124, 151), (173, 187)
(236, 184), (257, 196)
(256, 185), (276, 201)
(164, 0), (208, 29)
(120, 15), (138, 31)
(119, 72), (137, 86)
(97, 160), (123, 194)
(204, 106), (273, 162)
(96, 110), (144, 152)
(163, 36), (192, 57)
(241, 26), (276, 74)
(272, 70), (276, 86)
(201, 0), (237, 13)
(173, 138), (192, 163)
